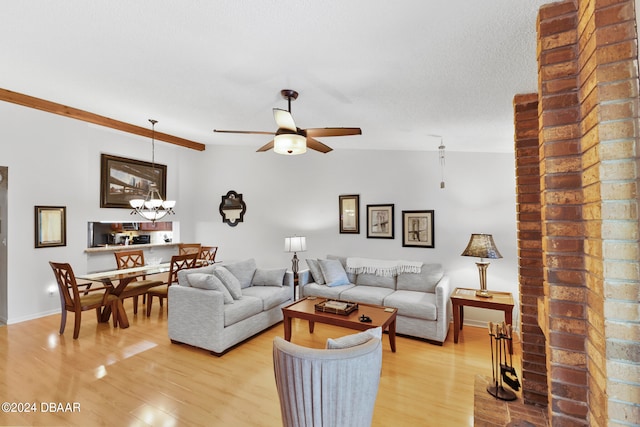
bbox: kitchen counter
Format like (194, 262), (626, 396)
(85, 242), (179, 253)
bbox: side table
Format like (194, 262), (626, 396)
(450, 287), (514, 353)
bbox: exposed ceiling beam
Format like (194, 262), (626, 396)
(0, 88), (206, 151)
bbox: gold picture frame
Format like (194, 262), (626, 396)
(35, 206), (66, 248)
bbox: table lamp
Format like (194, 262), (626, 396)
(461, 233), (502, 298)
(284, 236), (306, 274)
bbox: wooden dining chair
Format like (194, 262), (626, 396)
(198, 246), (218, 264)
(146, 253), (198, 317)
(114, 250), (164, 315)
(178, 243), (201, 255)
(49, 261), (123, 339)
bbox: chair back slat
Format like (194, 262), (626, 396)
(114, 250), (145, 269)
(49, 261), (80, 308)
(198, 246), (218, 263)
(168, 253), (198, 285)
(178, 243), (201, 255)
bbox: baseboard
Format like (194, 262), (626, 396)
(6, 309), (59, 325)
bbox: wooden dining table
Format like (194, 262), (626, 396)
(76, 263), (171, 328)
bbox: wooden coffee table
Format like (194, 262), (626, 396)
(282, 297), (398, 352)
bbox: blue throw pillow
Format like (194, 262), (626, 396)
(318, 258), (350, 287)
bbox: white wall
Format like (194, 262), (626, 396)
(195, 145), (519, 327)
(0, 102), (200, 323)
(0, 101), (519, 328)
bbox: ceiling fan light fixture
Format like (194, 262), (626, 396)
(274, 133), (306, 155)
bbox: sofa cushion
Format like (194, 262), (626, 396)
(214, 267), (243, 300)
(326, 327), (382, 349)
(223, 296), (263, 327)
(177, 264), (217, 286)
(327, 255), (356, 283)
(305, 259), (325, 285)
(242, 285), (291, 310)
(302, 283), (354, 299)
(356, 273), (396, 290)
(186, 273), (234, 304)
(223, 258), (257, 288)
(251, 267), (286, 287)
(396, 263), (444, 293)
(339, 286), (394, 306)
(383, 290), (438, 321)
(318, 259), (350, 287)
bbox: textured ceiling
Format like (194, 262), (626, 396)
(0, 1), (552, 153)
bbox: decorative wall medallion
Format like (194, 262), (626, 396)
(219, 190), (246, 227)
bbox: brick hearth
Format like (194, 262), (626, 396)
(474, 375), (548, 427)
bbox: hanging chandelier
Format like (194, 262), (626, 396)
(129, 119), (176, 222)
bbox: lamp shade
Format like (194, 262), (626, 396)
(284, 236), (307, 253)
(461, 234), (502, 259)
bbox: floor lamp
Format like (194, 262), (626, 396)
(285, 236), (306, 299)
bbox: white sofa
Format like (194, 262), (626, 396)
(298, 255), (452, 345)
(168, 258), (294, 355)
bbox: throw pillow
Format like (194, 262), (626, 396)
(252, 268), (286, 287)
(223, 259), (257, 288)
(305, 259), (325, 285)
(318, 258), (350, 287)
(326, 327), (383, 349)
(187, 273), (234, 304)
(214, 267), (243, 300)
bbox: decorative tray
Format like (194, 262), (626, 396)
(314, 299), (358, 315)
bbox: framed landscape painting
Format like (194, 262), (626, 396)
(339, 194), (359, 234)
(402, 210), (434, 248)
(100, 154), (167, 209)
(367, 204), (394, 239)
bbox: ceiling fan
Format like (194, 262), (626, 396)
(214, 89), (362, 155)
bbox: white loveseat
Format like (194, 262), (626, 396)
(168, 258), (294, 355)
(298, 255), (452, 345)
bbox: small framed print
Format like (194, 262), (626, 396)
(339, 194), (359, 234)
(367, 204), (394, 239)
(35, 206), (66, 248)
(402, 210), (434, 248)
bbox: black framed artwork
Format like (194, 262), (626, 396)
(339, 194), (359, 234)
(100, 154), (167, 209)
(367, 204), (394, 239)
(402, 210), (435, 248)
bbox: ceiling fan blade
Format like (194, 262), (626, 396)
(256, 140), (274, 152)
(214, 129), (276, 135)
(305, 127), (362, 137)
(273, 108), (297, 131)
(307, 137), (333, 153)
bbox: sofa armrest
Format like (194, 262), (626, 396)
(296, 269), (312, 286)
(284, 270), (295, 287)
(435, 275), (452, 322)
(168, 285), (225, 339)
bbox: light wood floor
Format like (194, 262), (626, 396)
(0, 301), (521, 426)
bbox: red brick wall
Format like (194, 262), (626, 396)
(538, 2), (590, 424)
(514, 0), (640, 424)
(513, 93), (548, 407)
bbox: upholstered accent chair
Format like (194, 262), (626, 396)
(272, 334), (382, 427)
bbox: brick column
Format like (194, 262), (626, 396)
(576, 1), (640, 425)
(538, 2), (589, 424)
(513, 93), (547, 407)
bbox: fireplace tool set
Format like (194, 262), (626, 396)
(487, 321), (520, 400)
